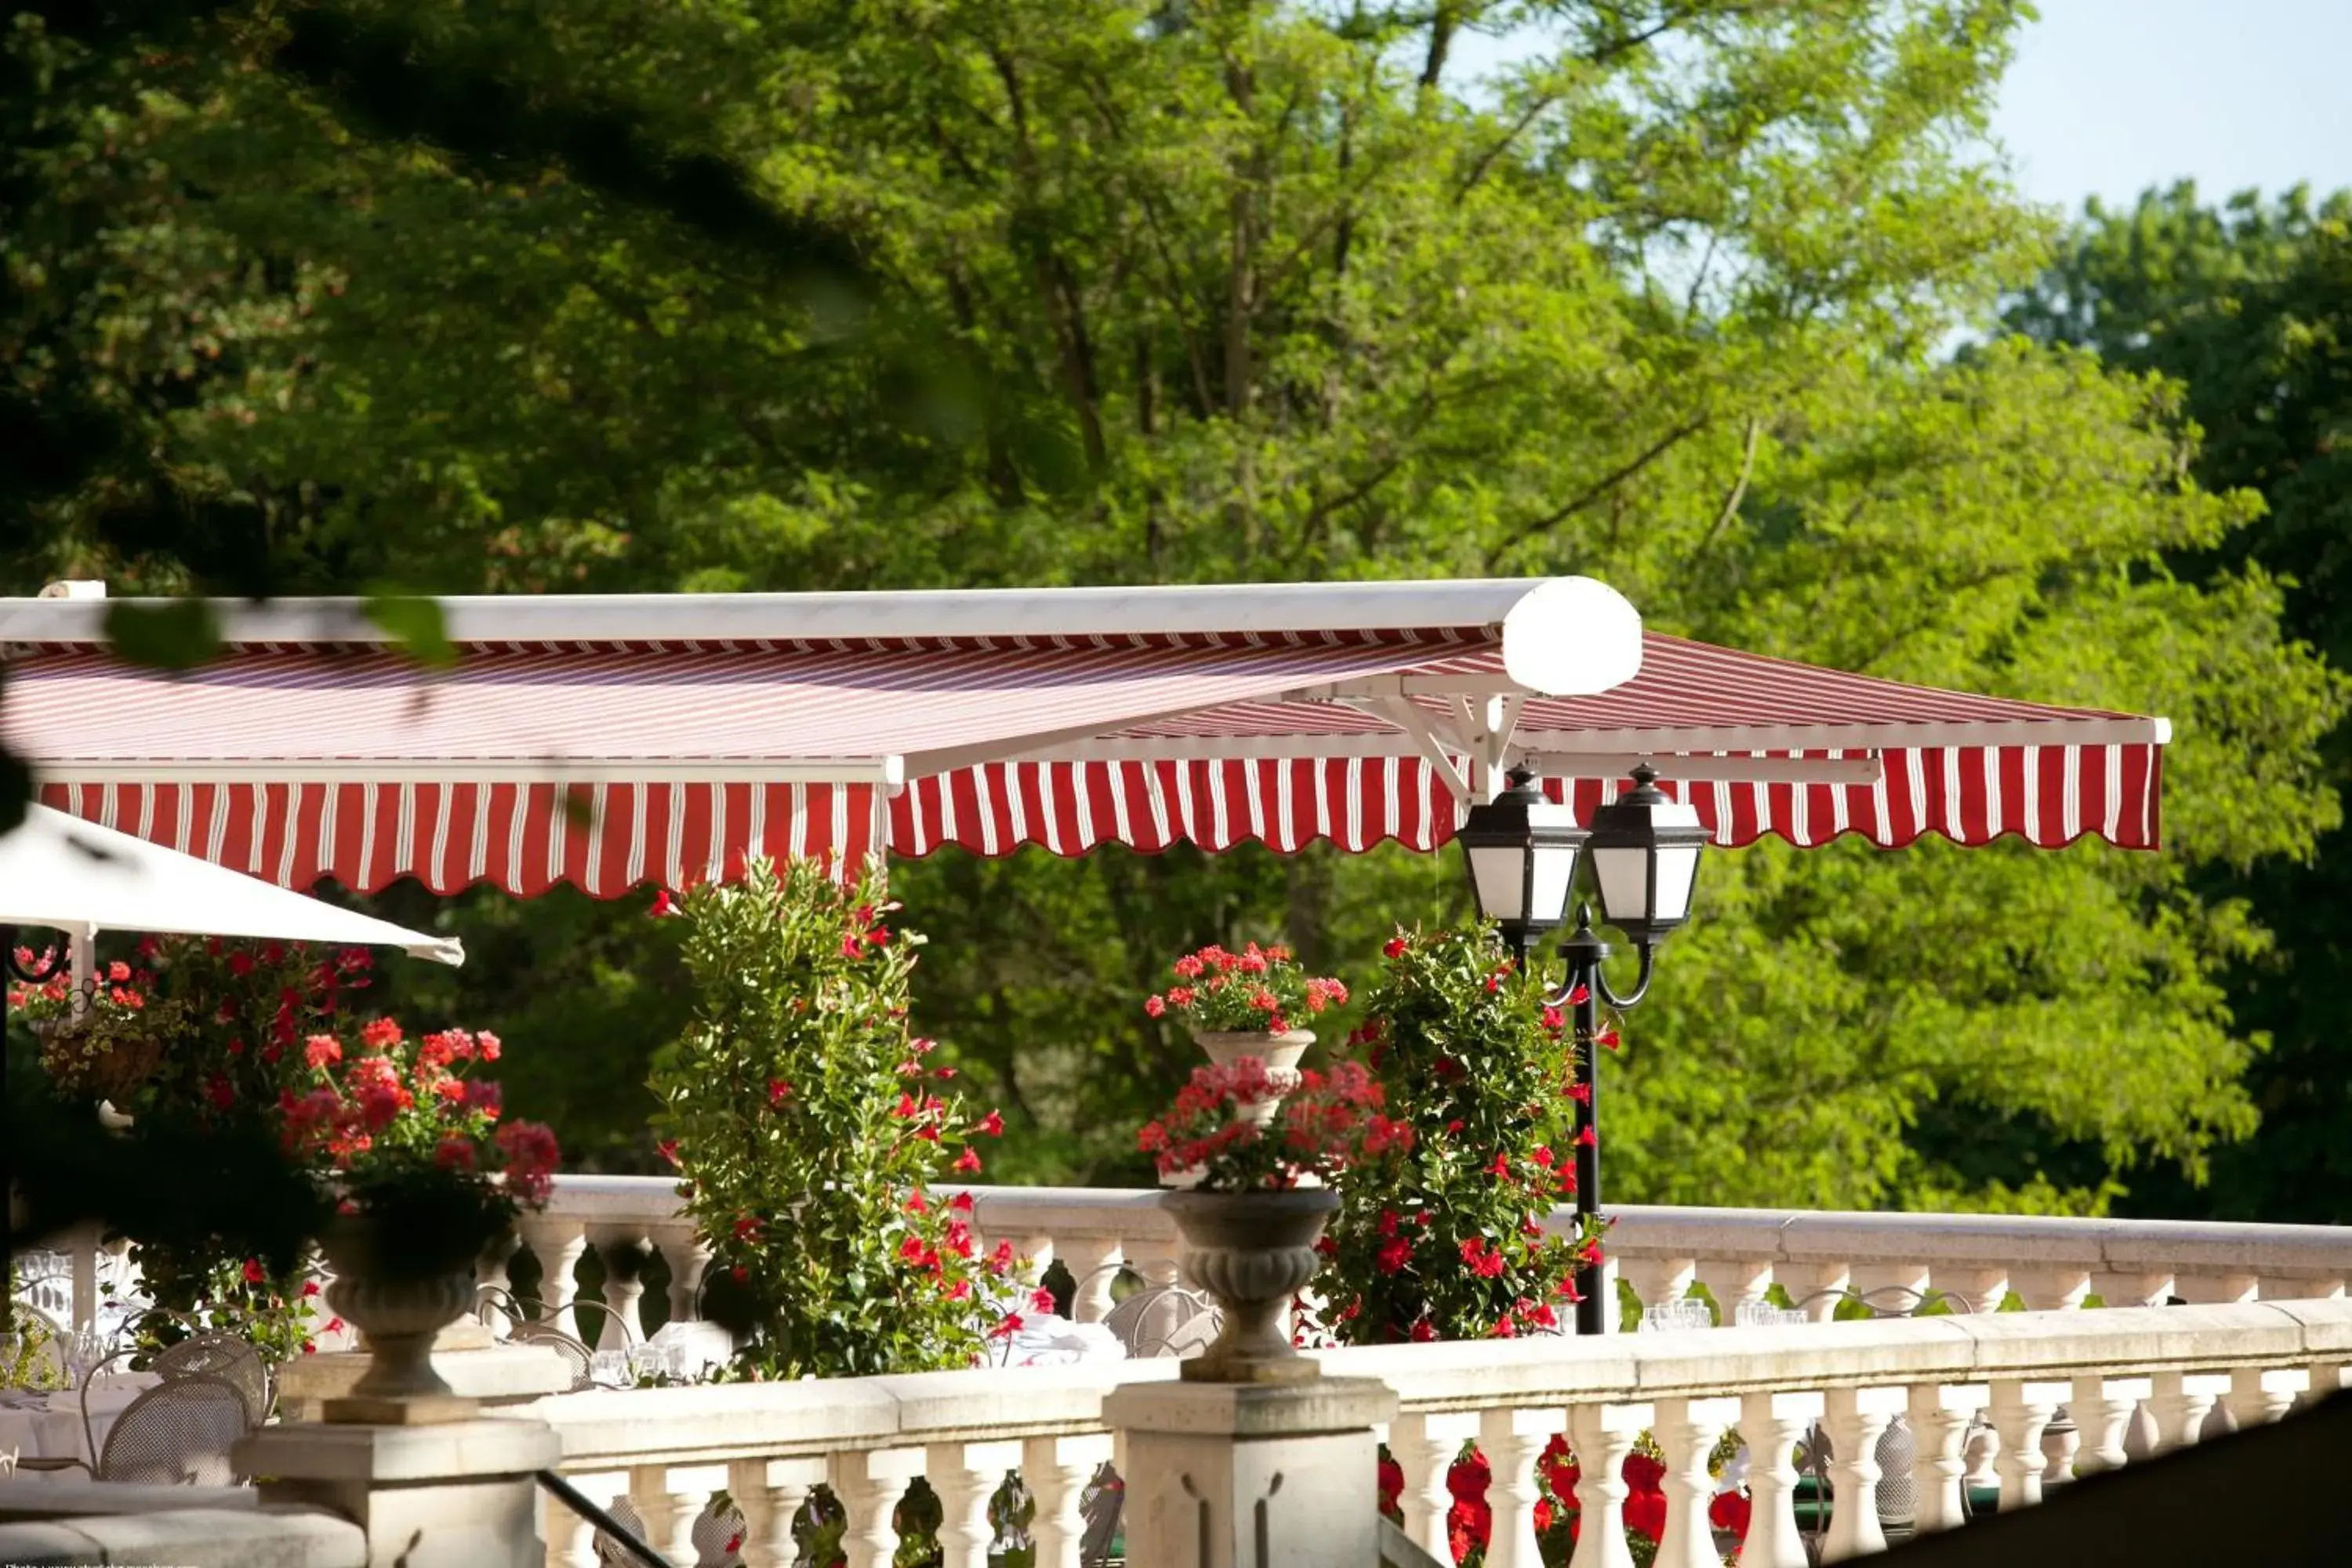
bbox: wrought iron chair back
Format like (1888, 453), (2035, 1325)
(94, 1370), (253, 1486)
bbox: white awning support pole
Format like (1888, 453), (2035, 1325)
(69, 927), (95, 1018)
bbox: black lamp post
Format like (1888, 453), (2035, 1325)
(1457, 762), (1706, 1334)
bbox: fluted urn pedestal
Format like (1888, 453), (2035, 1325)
(1163, 1187), (1340, 1385)
(318, 1217), (485, 1425)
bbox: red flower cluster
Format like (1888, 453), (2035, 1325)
(1136, 1058), (1409, 1192)
(280, 1011), (558, 1206)
(1145, 942), (1348, 1035)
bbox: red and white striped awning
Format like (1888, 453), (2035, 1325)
(0, 580), (2167, 895)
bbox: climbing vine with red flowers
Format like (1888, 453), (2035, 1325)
(1313, 926), (1606, 1345)
(648, 858), (1020, 1379)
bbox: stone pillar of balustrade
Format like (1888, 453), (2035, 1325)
(1015, 1235), (1058, 1290)
(652, 1221), (713, 1327)
(1104, 1377), (1395, 1568)
(1565, 1403), (1639, 1568)
(1652, 1396), (1735, 1568)
(931, 1439), (1024, 1568)
(1617, 1256), (1696, 1319)
(1740, 1391), (1817, 1568)
(1390, 1411), (1480, 1566)
(1905, 1385), (1976, 1534)
(239, 1417), (563, 1568)
(630, 1461), (720, 1567)
(1986, 1382), (2059, 1512)
(1478, 1406), (1562, 1568)
(1062, 1237), (1124, 1323)
(833, 1449), (920, 1568)
(2145, 1370), (2220, 1455)
(2009, 1266), (2092, 1312)
(1850, 1261), (1930, 1313)
(1693, 1256), (1775, 1325)
(1788, 1262), (1851, 1323)
(2227, 1367), (2299, 1433)
(2089, 1270), (2173, 1310)
(2263, 1272), (2347, 1302)
(730, 1456), (826, 1568)
(518, 1215), (592, 1341)
(2067, 1374), (2138, 1477)
(1933, 1266), (2009, 1317)
(2299, 1361), (2348, 1414)
(590, 1229), (655, 1351)
(1025, 1434), (1114, 1568)
(2173, 1270), (2260, 1307)
(1820, 1387), (1899, 1560)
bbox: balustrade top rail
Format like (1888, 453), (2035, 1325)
(514, 1298), (2352, 1472)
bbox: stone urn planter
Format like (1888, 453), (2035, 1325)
(318, 1215), (488, 1423)
(1189, 1029), (1316, 1125)
(1161, 1029), (1318, 1189)
(1163, 1187), (1340, 1385)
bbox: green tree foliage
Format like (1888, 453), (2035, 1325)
(2009, 184), (2352, 1219)
(5, 4), (2342, 1212)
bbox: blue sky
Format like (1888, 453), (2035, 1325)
(1460, 2), (2352, 215)
(1992, 0), (2352, 214)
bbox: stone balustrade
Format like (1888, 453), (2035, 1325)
(24, 1178), (2352, 1346)
(511, 1298), (2352, 1568)
(491, 1178), (2352, 1348)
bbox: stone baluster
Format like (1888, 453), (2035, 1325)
(1789, 1263), (1851, 1322)
(655, 1223), (713, 1326)
(833, 1450), (918, 1568)
(1740, 1392), (1816, 1568)
(730, 1457), (824, 1568)
(479, 1232), (521, 1334)
(1905, 1385), (1974, 1534)
(2299, 1361), (2347, 1414)
(2172, 1271), (2258, 1306)
(2068, 1375), (2138, 1477)
(1390, 1412), (1479, 1566)
(931, 1439), (1022, 1568)
(2038, 1411), (2079, 1485)
(1565, 1403), (1638, 1568)
(2010, 1267), (2092, 1312)
(1987, 1382), (2057, 1512)
(2260, 1273), (2344, 1303)
(1062, 1238), (1123, 1323)
(1479, 1406), (1561, 1568)
(1820, 1388), (1897, 1560)
(2227, 1367), (2297, 1433)
(1850, 1261), (1930, 1315)
(2090, 1270), (2172, 1309)
(1025, 1434), (1113, 1568)
(1652, 1396), (1734, 1568)
(1013, 1235), (1056, 1291)
(521, 1216), (592, 1341)
(543, 1483), (594, 1568)
(630, 1463), (710, 1568)
(1619, 1256), (1696, 1317)
(1933, 1267), (2009, 1318)
(591, 1230), (655, 1350)
(2145, 1371), (2219, 1455)
(1127, 1240), (1182, 1290)
(1961, 1420), (1998, 1503)
(1693, 1257), (1774, 1326)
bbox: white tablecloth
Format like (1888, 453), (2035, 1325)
(0, 1374), (162, 1478)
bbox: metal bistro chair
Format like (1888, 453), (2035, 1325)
(15, 1370), (254, 1486)
(477, 1284), (599, 1392)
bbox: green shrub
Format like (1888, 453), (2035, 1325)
(650, 858), (1019, 1378)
